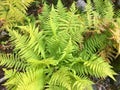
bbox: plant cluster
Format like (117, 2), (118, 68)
(0, 0), (120, 90)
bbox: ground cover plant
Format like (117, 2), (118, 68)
(0, 0), (120, 90)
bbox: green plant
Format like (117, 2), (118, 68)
(0, 0), (34, 28)
(0, 0), (118, 90)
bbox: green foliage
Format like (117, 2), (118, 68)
(94, 0), (114, 20)
(80, 33), (111, 60)
(0, 0), (34, 28)
(3, 68), (44, 90)
(0, 54), (28, 71)
(0, 0), (119, 90)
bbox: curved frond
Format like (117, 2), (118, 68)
(18, 23), (46, 58)
(72, 55), (117, 80)
(9, 25), (42, 60)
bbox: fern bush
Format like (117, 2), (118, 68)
(0, 0), (119, 90)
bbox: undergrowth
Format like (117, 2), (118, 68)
(0, 0), (120, 90)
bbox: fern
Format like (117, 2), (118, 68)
(49, 67), (94, 90)
(84, 55), (116, 80)
(72, 75), (93, 90)
(59, 39), (74, 61)
(0, 1), (117, 90)
(0, 54), (28, 71)
(4, 68), (44, 90)
(80, 33), (111, 60)
(0, 0), (34, 28)
(8, 23), (45, 60)
(49, 67), (72, 90)
(84, 0), (94, 28)
(109, 22), (120, 56)
(71, 55), (116, 80)
(18, 23), (46, 58)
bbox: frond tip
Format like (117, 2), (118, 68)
(72, 55), (117, 81)
(72, 76), (94, 90)
(84, 55), (117, 80)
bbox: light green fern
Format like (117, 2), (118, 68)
(0, 0), (34, 28)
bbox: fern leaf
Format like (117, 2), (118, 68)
(59, 38), (73, 61)
(4, 68), (44, 90)
(72, 55), (116, 80)
(0, 54), (27, 71)
(72, 75), (93, 90)
(18, 23), (46, 58)
(16, 68), (44, 90)
(49, 67), (72, 90)
(85, 0), (94, 27)
(94, 0), (114, 20)
(57, 0), (67, 18)
(84, 55), (116, 79)
(3, 69), (18, 90)
(80, 33), (109, 60)
(0, 0), (34, 27)
(49, 6), (59, 37)
(8, 27), (40, 60)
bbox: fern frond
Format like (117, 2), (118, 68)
(103, 0), (114, 20)
(49, 67), (72, 90)
(4, 68), (44, 90)
(110, 22), (120, 56)
(59, 38), (74, 61)
(58, 12), (84, 43)
(84, 0), (94, 27)
(0, 54), (28, 71)
(72, 75), (93, 90)
(39, 4), (59, 37)
(48, 6), (59, 37)
(49, 67), (94, 90)
(18, 23), (46, 58)
(84, 55), (116, 80)
(3, 69), (18, 90)
(72, 55), (116, 80)
(8, 25), (42, 60)
(38, 3), (51, 29)
(98, 46), (116, 61)
(46, 30), (71, 59)
(94, 0), (114, 20)
(80, 33), (110, 60)
(0, 0), (34, 27)
(57, 0), (67, 14)
(16, 68), (44, 90)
